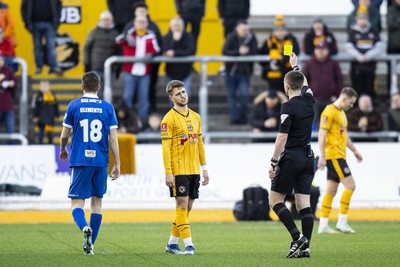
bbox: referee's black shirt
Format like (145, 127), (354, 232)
(279, 87), (315, 148)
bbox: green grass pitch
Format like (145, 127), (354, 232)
(1, 221), (399, 267)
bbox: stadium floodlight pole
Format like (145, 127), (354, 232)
(14, 57), (28, 136)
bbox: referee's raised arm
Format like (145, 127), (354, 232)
(289, 52), (308, 87)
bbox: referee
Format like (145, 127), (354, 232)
(268, 53), (315, 258)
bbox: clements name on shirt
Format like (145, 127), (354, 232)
(80, 107), (103, 113)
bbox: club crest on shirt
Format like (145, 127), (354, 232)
(280, 114), (289, 124)
(322, 116), (328, 123)
(187, 124), (193, 131)
(161, 123), (167, 132)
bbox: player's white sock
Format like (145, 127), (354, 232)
(183, 237), (193, 247)
(168, 235), (179, 245)
(319, 217), (329, 229)
(337, 213), (347, 225)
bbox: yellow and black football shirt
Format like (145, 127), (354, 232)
(320, 104), (348, 159)
(161, 108), (206, 176)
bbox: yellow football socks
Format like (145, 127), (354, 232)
(171, 219), (180, 237)
(339, 189), (353, 214)
(175, 208), (191, 239)
(321, 193), (334, 218)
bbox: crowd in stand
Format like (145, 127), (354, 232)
(1, 0), (400, 144)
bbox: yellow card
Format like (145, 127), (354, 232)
(283, 45), (293, 56)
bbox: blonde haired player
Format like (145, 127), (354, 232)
(317, 87), (363, 234)
(161, 80), (209, 255)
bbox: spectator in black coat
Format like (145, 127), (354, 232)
(21, 0), (63, 75)
(251, 90), (287, 132)
(303, 17), (338, 56)
(84, 11), (119, 92)
(218, 0), (250, 37)
(163, 17), (195, 96)
(107, 0), (143, 33)
(175, 0), (205, 52)
(222, 20), (258, 124)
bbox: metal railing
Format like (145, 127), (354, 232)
(104, 54), (400, 142)
(0, 57), (29, 145)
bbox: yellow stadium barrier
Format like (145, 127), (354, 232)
(108, 133), (136, 174)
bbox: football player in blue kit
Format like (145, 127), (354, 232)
(59, 72), (120, 255)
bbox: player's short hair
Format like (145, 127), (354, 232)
(82, 72), (100, 93)
(166, 80), (185, 96)
(284, 71), (304, 91)
(133, 1), (148, 11)
(340, 87), (358, 98)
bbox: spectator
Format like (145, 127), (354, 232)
(32, 80), (59, 144)
(347, 94), (383, 132)
(303, 41), (343, 127)
(123, 2), (163, 113)
(345, 6), (383, 99)
(386, 0), (400, 94)
(21, 0), (63, 75)
(0, 27), (15, 69)
(218, 0), (250, 37)
(175, 0), (205, 52)
(0, 55), (17, 141)
(115, 101), (142, 134)
(303, 17), (338, 56)
(258, 15), (300, 92)
(143, 112), (161, 133)
(116, 15), (160, 127)
(222, 20), (258, 125)
(163, 17), (195, 97)
(351, 0), (384, 8)
(107, 0), (143, 33)
(84, 11), (119, 92)
(0, 0), (16, 47)
(388, 93), (400, 131)
(347, 0), (381, 32)
(251, 90), (287, 132)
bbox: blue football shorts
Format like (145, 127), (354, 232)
(68, 166), (108, 199)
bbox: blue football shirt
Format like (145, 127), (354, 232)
(62, 94), (118, 167)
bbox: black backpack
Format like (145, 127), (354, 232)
(233, 186), (271, 221)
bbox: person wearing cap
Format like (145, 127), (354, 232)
(258, 15), (300, 93)
(347, 0), (381, 32)
(251, 90), (288, 138)
(345, 5), (383, 99)
(84, 11), (119, 93)
(303, 17), (338, 56)
(303, 41), (343, 128)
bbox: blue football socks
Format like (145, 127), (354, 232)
(72, 208), (87, 231)
(90, 213), (102, 244)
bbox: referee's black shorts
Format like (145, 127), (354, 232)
(271, 147), (315, 195)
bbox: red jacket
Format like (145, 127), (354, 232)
(0, 66), (17, 111)
(0, 39), (15, 57)
(116, 29), (159, 75)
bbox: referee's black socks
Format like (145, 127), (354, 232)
(299, 207), (314, 245)
(272, 203), (300, 241)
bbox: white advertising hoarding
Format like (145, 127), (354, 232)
(0, 143), (399, 210)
